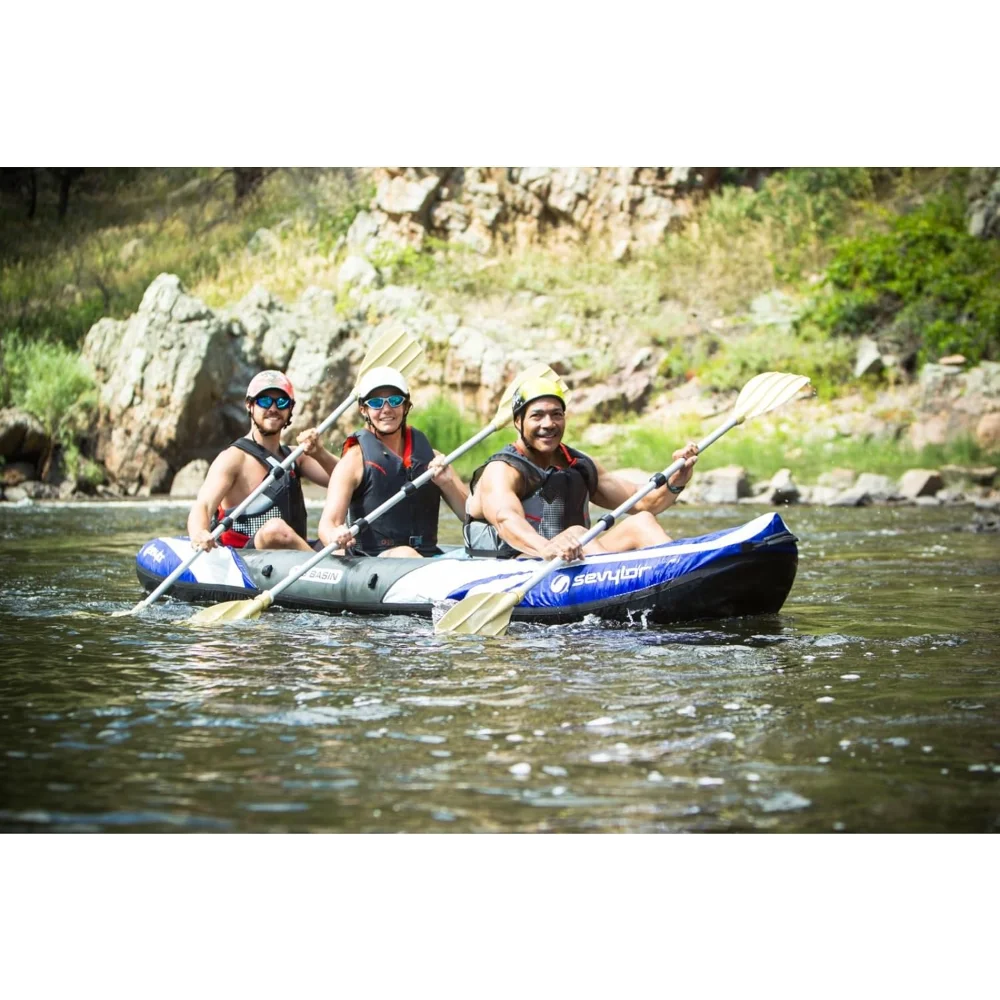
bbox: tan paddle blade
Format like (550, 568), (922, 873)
(187, 591), (274, 625)
(357, 329), (424, 384)
(434, 589), (521, 637)
(733, 371), (812, 423)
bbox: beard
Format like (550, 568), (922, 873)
(249, 408), (291, 439)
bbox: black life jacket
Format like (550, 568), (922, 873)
(464, 442), (599, 558)
(211, 437), (308, 547)
(344, 426), (442, 556)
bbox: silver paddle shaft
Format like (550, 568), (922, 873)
(132, 394), (356, 612)
(265, 420), (499, 601)
(511, 414), (741, 597)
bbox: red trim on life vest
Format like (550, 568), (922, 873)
(342, 435), (360, 457)
(219, 528), (251, 548)
(365, 460), (388, 476)
(402, 426), (414, 469)
(215, 504), (251, 548)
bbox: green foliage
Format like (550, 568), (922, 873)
(808, 187), (1000, 364)
(607, 419), (999, 484)
(1, 333), (96, 468)
(60, 440), (106, 487)
(700, 324), (855, 399)
(407, 396), (508, 478)
(315, 181), (375, 256)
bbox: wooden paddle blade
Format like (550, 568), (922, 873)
(434, 590), (521, 636)
(357, 329), (424, 382)
(187, 591), (274, 625)
(733, 371), (811, 422)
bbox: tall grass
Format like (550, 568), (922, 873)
(1, 332), (98, 479)
(605, 421), (999, 483)
(0, 169), (371, 349)
(407, 396), (513, 479)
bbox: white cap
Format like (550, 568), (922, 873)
(356, 366), (409, 400)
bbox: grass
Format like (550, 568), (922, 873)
(407, 396), (511, 479)
(1, 331), (99, 480)
(0, 168), (370, 349)
(597, 420), (999, 484)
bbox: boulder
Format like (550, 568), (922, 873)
(337, 255), (380, 292)
(18, 480), (59, 499)
(854, 472), (896, 502)
(767, 468), (800, 504)
(691, 465), (750, 504)
(81, 274), (237, 493)
(817, 468), (856, 491)
(375, 174), (442, 218)
(976, 412), (1000, 451)
(829, 487), (873, 507)
(804, 485), (841, 506)
(169, 459), (210, 498)
(854, 336), (884, 378)
(0, 461), (37, 486)
(940, 464), (998, 487)
(898, 469), (944, 499)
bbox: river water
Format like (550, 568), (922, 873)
(0, 500), (997, 833)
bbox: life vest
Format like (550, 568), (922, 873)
(464, 441), (598, 558)
(343, 426), (442, 555)
(211, 437), (308, 548)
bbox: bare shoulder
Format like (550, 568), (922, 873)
(478, 458), (523, 493)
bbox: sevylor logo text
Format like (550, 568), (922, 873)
(570, 565), (652, 588)
(144, 544), (166, 565)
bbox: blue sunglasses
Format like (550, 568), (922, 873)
(363, 394), (406, 409)
(254, 394), (292, 411)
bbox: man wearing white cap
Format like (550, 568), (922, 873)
(187, 370), (339, 552)
(318, 366), (468, 557)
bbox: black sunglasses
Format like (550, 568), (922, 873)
(254, 394), (292, 411)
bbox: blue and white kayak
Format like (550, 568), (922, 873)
(135, 513), (798, 626)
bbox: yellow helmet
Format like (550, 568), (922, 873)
(512, 377), (567, 417)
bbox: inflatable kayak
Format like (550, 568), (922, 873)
(134, 512), (798, 626)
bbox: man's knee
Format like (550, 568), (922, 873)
(254, 520), (297, 549)
(378, 545), (421, 558)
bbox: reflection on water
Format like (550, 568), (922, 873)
(1, 502), (998, 832)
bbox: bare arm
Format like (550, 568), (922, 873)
(295, 428), (338, 487)
(591, 442), (699, 515)
(317, 445), (363, 549)
(477, 462), (554, 558)
(429, 451), (469, 519)
(187, 449), (242, 550)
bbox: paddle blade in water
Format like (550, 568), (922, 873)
(187, 592), (274, 625)
(434, 590), (521, 637)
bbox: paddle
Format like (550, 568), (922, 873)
(115, 329), (424, 617)
(185, 362), (571, 625)
(435, 370), (812, 638)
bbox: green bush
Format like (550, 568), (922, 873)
(1, 332), (96, 477)
(407, 395), (509, 479)
(808, 187), (1000, 364)
(699, 324), (855, 399)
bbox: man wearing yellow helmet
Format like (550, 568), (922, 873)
(464, 376), (698, 561)
(318, 366), (469, 557)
